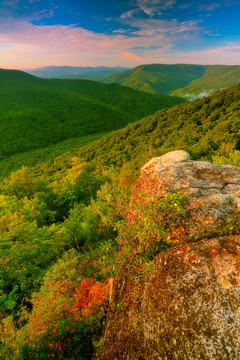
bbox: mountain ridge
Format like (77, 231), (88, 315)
(24, 65), (131, 80)
(102, 63), (240, 98)
(2, 79), (240, 184)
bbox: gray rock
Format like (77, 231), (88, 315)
(132, 151), (240, 243)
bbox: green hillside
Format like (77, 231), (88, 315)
(2, 80), (240, 183)
(103, 63), (240, 98)
(0, 132), (109, 180)
(172, 65), (240, 99)
(103, 64), (206, 94)
(1, 78), (240, 360)
(75, 81), (240, 170)
(0, 69), (185, 160)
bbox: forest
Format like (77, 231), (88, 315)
(0, 69), (184, 160)
(1, 71), (240, 359)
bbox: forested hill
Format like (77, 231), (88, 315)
(76, 81), (240, 170)
(0, 69), (185, 160)
(1, 73), (240, 360)
(103, 64), (206, 94)
(2, 80), (240, 183)
(103, 64), (240, 98)
(172, 65), (240, 99)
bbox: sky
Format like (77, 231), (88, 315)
(0, 0), (240, 69)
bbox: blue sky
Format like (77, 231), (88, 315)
(0, 0), (240, 68)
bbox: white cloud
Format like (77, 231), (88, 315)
(199, 3), (221, 11)
(136, 0), (177, 15)
(122, 16), (200, 39)
(120, 9), (141, 19)
(0, 8), (237, 69)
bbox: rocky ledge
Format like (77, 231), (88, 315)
(96, 151), (240, 360)
(132, 150), (240, 243)
(133, 150), (240, 200)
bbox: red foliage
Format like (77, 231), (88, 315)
(74, 278), (110, 317)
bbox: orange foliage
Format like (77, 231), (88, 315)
(74, 278), (110, 317)
(21, 276), (112, 357)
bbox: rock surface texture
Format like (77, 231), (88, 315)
(97, 151), (240, 360)
(132, 150), (240, 243)
(133, 150), (240, 199)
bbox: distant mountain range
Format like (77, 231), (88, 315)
(0, 69), (185, 160)
(103, 64), (240, 99)
(24, 66), (131, 80)
(25, 64), (240, 100)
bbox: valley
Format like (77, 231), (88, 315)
(1, 1), (240, 359)
(0, 69), (184, 160)
(27, 63), (240, 101)
(103, 63), (240, 98)
(0, 65), (240, 360)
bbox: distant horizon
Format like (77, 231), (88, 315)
(6, 62), (240, 72)
(1, 0), (240, 68)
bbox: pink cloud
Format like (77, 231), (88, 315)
(0, 18), (202, 68)
(120, 51), (143, 62)
(0, 18), (236, 69)
(173, 43), (240, 64)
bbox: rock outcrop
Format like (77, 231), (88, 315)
(98, 236), (240, 360)
(133, 150), (240, 199)
(132, 150), (240, 243)
(96, 151), (240, 360)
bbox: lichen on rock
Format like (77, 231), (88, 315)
(141, 236), (240, 360)
(135, 150), (240, 200)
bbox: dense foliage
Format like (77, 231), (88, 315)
(1, 72), (240, 359)
(0, 133), (108, 180)
(0, 157), (188, 359)
(0, 69), (185, 160)
(75, 81), (240, 171)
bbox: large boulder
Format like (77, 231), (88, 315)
(131, 150), (240, 243)
(133, 150), (240, 199)
(97, 236), (240, 359)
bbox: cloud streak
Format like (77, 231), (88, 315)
(199, 3), (221, 11)
(136, 0), (177, 16)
